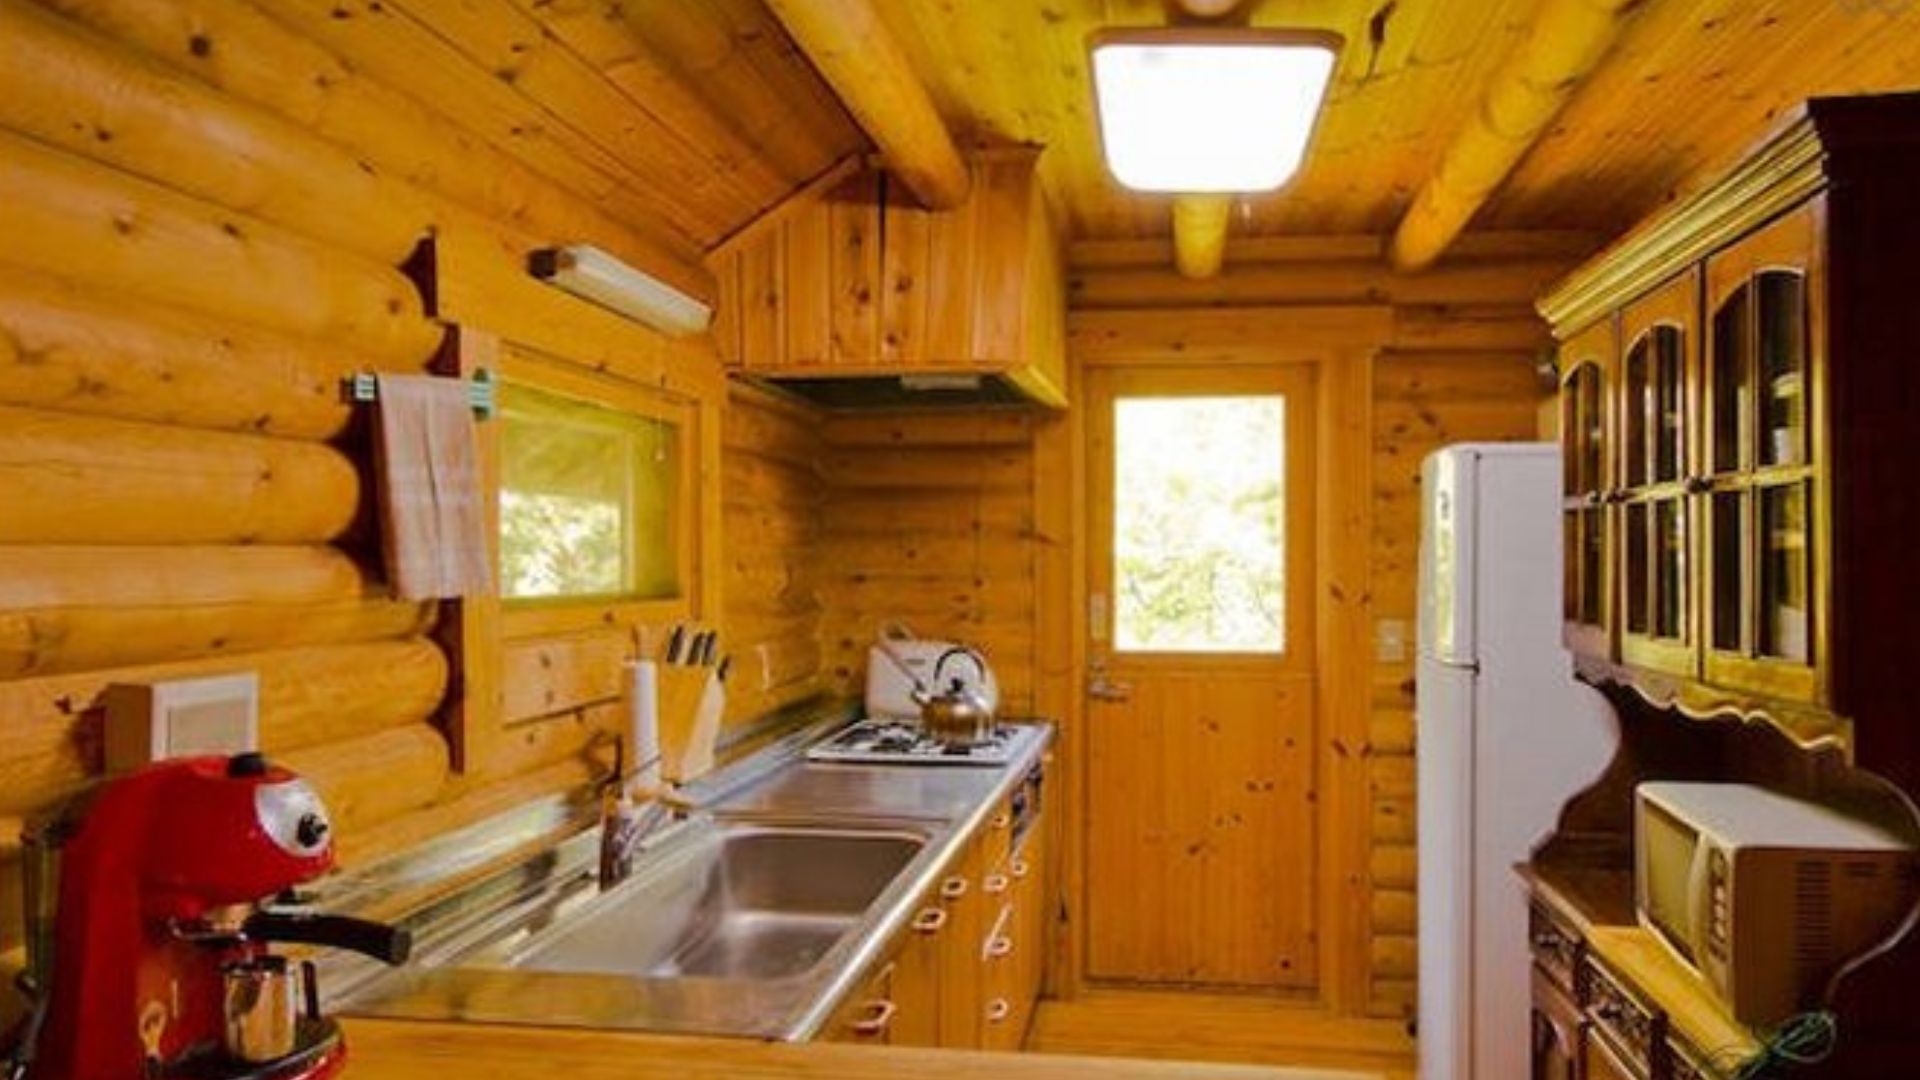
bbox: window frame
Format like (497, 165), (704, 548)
(494, 343), (702, 640)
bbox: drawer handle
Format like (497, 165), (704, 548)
(851, 999), (897, 1036)
(940, 876), (969, 900)
(912, 907), (948, 934)
(1010, 859), (1031, 880)
(986, 935), (1013, 959)
(984, 873), (1010, 895)
(985, 998), (1011, 1023)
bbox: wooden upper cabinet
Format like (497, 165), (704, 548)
(708, 148), (1067, 407)
(1617, 269), (1700, 678)
(1699, 204), (1821, 705)
(1538, 94), (1920, 751)
(1560, 317), (1616, 660)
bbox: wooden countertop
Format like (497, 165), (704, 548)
(342, 1019), (1386, 1079)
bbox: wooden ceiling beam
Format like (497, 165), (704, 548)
(1172, 195), (1232, 279)
(1388, 0), (1640, 272)
(762, 0), (970, 209)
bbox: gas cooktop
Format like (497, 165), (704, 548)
(805, 719), (1042, 767)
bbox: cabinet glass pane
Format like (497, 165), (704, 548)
(1654, 498), (1685, 640)
(1711, 492), (1744, 653)
(1625, 503), (1649, 634)
(1560, 389), (1579, 494)
(1570, 366), (1603, 495)
(1624, 340), (1649, 486)
(1710, 286), (1750, 476)
(1757, 271), (1807, 468)
(1654, 328), (1685, 483)
(1759, 483), (1811, 663)
(1580, 509), (1604, 625)
(1563, 511), (1579, 622)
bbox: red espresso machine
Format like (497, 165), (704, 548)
(6, 753), (411, 1080)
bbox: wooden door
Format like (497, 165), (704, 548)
(1084, 365), (1318, 991)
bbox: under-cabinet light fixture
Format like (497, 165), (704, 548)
(528, 244), (712, 338)
(1090, 28), (1341, 193)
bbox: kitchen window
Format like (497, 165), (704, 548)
(498, 381), (680, 602)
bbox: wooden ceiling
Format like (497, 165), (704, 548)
(870, 0), (1920, 244)
(269, 0), (1920, 266)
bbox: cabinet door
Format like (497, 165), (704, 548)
(825, 962), (898, 1045)
(1701, 203), (1823, 704)
(935, 841), (988, 1049)
(1560, 318), (1619, 660)
(1532, 967), (1587, 1080)
(1618, 270), (1701, 678)
(890, 911), (946, 1047)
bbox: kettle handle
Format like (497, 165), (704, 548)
(931, 646), (987, 688)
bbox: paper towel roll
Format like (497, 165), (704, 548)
(625, 659), (661, 793)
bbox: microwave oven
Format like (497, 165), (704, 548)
(1635, 781), (1918, 1026)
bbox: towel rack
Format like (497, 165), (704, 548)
(344, 369), (496, 419)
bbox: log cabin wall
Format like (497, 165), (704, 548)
(721, 384), (828, 725)
(0, 0), (865, 988)
(816, 410), (1047, 714)
(1067, 232), (1582, 1018)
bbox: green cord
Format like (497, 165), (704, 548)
(1725, 1011), (1838, 1079)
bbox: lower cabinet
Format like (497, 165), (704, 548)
(1586, 1031), (1643, 1080)
(831, 768), (1048, 1052)
(825, 961), (899, 1044)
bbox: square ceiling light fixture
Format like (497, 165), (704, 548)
(1091, 28), (1341, 193)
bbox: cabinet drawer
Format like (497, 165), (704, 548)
(1581, 954), (1665, 1077)
(1530, 900), (1584, 995)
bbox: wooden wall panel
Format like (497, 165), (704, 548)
(817, 409), (1042, 714)
(721, 385), (827, 725)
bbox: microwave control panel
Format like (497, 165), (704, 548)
(1706, 848), (1731, 962)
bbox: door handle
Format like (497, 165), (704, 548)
(1088, 671), (1132, 703)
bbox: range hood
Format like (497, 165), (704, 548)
(752, 373), (1036, 410)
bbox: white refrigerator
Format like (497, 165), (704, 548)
(1416, 444), (1619, 1080)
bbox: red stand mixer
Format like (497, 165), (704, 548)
(6, 753), (411, 1079)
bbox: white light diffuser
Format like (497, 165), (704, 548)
(529, 244), (713, 337)
(1091, 29), (1341, 193)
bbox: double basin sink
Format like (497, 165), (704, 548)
(336, 722), (1046, 1039)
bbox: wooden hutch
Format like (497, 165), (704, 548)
(1530, 93), (1920, 1079)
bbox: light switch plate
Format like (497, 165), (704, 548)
(1375, 619), (1409, 664)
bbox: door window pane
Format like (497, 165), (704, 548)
(1113, 396), (1285, 652)
(500, 383), (679, 601)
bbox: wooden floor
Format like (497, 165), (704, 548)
(1025, 990), (1417, 1080)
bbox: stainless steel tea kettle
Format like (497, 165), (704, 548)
(912, 647), (996, 744)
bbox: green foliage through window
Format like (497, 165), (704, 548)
(1113, 396), (1286, 653)
(499, 382), (679, 601)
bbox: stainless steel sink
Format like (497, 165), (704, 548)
(500, 823), (924, 981)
